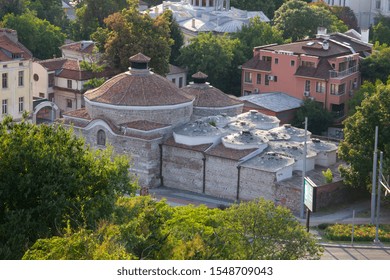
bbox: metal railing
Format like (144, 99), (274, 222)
(329, 65), (358, 79)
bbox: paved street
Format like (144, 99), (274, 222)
(321, 244), (390, 260)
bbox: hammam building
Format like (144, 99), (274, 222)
(61, 53), (341, 213)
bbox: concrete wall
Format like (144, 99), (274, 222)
(32, 62), (50, 99)
(55, 89), (83, 114)
(162, 145), (204, 193)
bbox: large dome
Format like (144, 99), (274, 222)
(84, 53), (193, 126)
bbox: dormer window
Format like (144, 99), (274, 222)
(12, 53), (22, 59)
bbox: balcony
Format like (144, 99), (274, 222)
(329, 65), (358, 79)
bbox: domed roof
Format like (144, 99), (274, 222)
(181, 72), (242, 108)
(84, 55), (193, 107)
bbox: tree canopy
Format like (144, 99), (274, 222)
(0, 118), (137, 259)
(338, 80), (390, 191)
(230, 0), (287, 19)
(292, 99), (334, 135)
(23, 197), (322, 260)
(372, 15), (390, 46)
(360, 43), (390, 84)
(1, 11), (66, 59)
(232, 17), (284, 60)
(177, 32), (245, 95)
(273, 0), (347, 41)
(91, 7), (172, 75)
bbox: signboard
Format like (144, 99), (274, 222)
(304, 177), (317, 212)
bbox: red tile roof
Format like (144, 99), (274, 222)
(0, 33), (32, 62)
(206, 143), (258, 161)
(129, 53), (151, 63)
(242, 54), (271, 71)
(164, 137), (213, 152)
(295, 58), (333, 80)
(62, 108), (91, 120)
(37, 58), (68, 71)
(60, 41), (95, 54)
(85, 71), (193, 106)
(120, 120), (169, 131)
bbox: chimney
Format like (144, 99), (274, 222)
(0, 28), (18, 43)
(316, 27), (327, 38)
(361, 28), (369, 43)
(322, 40), (329, 50)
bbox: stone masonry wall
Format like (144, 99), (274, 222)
(86, 102), (192, 127)
(239, 167), (276, 201)
(193, 106), (243, 119)
(162, 145), (204, 193)
(205, 156), (239, 200)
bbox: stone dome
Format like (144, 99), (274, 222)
(83, 53), (194, 126)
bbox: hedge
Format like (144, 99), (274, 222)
(324, 224), (390, 242)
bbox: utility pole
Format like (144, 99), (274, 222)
(371, 126), (378, 224)
(300, 117), (308, 219)
(375, 151), (383, 243)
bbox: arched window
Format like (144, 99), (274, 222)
(97, 129), (106, 146)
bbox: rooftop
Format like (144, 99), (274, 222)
(242, 152), (295, 172)
(239, 92), (303, 113)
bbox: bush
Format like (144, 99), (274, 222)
(325, 224), (390, 242)
(322, 168), (333, 184)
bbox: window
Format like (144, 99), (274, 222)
(39, 92), (45, 98)
(305, 80), (311, 92)
(19, 97), (24, 112)
(376, 0), (381, 9)
(67, 80), (72, 89)
(262, 56), (272, 62)
(33, 74), (39, 81)
(265, 75), (269, 86)
(179, 77), (183, 88)
(338, 83), (346, 95)
(256, 73), (261, 84)
(172, 78), (176, 84)
(330, 84), (336, 94)
(48, 73), (54, 87)
(316, 81), (325, 93)
(274, 76), (278, 82)
(97, 130), (106, 146)
(18, 71), (24, 86)
(2, 73), (7, 88)
(244, 72), (252, 83)
(301, 61), (315, 68)
(66, 99), (72, 108)
(2, 99), (7, 114)
(290, 60), (295, 67)
(339, 61), (347, 72)
(274, 58), (279, 64)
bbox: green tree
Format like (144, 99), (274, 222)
(360, 43), (390, 84)
(159, 10), (184, 64)
(273, 0), (347, 41)
(0, 118), (137, 259)
(230, 0), (287, 19)
(0, 0), (28, 19)
(372, 15), (390, 46)
(2, 11), (66, 59)
(347, 80), (377, 116)
(331, 5), (358, 31)
(91, 6), (172, 75)
(232, 16), (284, 59)
(218, 199), (322, 259)
(338, 80), (390, 191)
(292, 99), (334, 135)
(27, 0), (67, 28)
(177, 32), (245, 95)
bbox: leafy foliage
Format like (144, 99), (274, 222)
(23, 198), (322, 260)
(160, 10), (184, 64)
(91, 6), (172, 75)
(273, 0), (347, 41)
(292, 99), (334, 135)
(372, 15), (390, 46)
(325, 224), (390, 242)
(347, 80), (376, 116)
(177, 32), (245, 95)
(331, 5), (358, 31)
(338, 80), (390, 191)
(2, 11), (65, 59)
(232, 16), (284, 60)
(230, 0), (287, 19)
(0, 118), (137, 259)
(360, 43), (390, 84)
(322, 168), (333, 184)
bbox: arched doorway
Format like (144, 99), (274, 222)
(32, 101), (60, 124)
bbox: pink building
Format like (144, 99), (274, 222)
(241, 30), (372, 119)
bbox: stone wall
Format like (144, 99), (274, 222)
(193, 106), (243, 119)
(316, 181), (350, 210)
(239, 166), (276, 201)
(205, 156), (239, 200)
(162, 145), (204, 193)
(73, 123), (163, 188)
(85, 102), (193, 127)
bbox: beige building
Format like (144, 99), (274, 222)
(0, 29), (32, 122)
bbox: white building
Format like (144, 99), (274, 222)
(0, 29), (32, 122)
(147, 0), (270, 43)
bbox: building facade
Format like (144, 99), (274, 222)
(241, 29), (372, 119)
(0, 29), (32, 122)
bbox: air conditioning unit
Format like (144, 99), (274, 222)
(254, 88), (259, 93)
(308, 97), (315, 101)
(267, 75), (274, 81)
(304, 91), (310, 97)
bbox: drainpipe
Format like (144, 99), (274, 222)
(236, 165), (241, 201)
(159, 144), (164, 186)
(202, 153), (206, 193)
